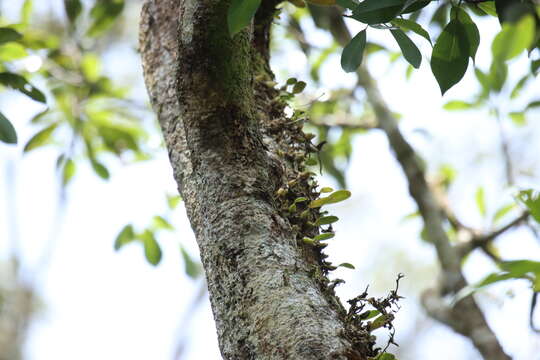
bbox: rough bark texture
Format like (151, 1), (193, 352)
(139, 1), (371, 359)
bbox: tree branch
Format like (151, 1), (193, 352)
(140, 1), (374, 358)
(309, 6), (511, 360)
(457, 211), (530, 259)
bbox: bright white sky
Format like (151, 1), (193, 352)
(1, 1), (540, 359)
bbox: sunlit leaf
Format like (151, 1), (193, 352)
(114, 224), (135, 250)
(81, 53), (102, 82)
(488, 61), (507, 92)
(314, 233), (335, 241)
(141, 230), (162, 265)
(152, 215), (174, 230)
(315, 215), (339, 226)
(309, 190), (351, 208)
(61, 158), (76, 186)
(180, 246), (201, 278)
(475, 187), (486, 217)
(338, 262), (355, 269)
(510, 75), (530, 99)
(228, 0), (262, 37)
(509, 112), (526, 126)
(0, 43), (28, 61)
(24, 123), (58, 152)
(492, 15), (535, 61)
(517, 189), (540, 224)
(167, 194), (182, 209)
(443, 100), (474, 110)
(21, 0), (33, 26)
(493, 203), (516, 224)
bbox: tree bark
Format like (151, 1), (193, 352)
(139, 1), (372, 359)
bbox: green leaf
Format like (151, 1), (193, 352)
(390, 29), (421, 68)
(402, 0), (431, 14)
(492, 15), (535, 61)
(180, 246), (201, 279)
(0, 72), (46, 103)
(510, 74), (530, 99)
(114, 224), (135, 251)
(500, 259), (540, 276)
(391, 18), (431, 45)
(64, 0), (83, 24)
(0, 28), (23, 44)
(527, 100), (540, 110)
(320, 187), (333, 193)
(167, 194), (182, 209)
(430, 19), (470, 95)
(315, 215), (339, 226)
(314, 233), (335, 241)
(338, 262), (355, 269)
(228, 0), (262, 37)
(336, 0), (358, 10)
(477, 2), (497, 17)
(0, 112), (17, 144)
(24, 123), (58, 152)
(341, 29), (367, 73)
(292, 81), (306, 94)
(474, 67), (491, 93)
(360, 310), (380, 320)
(475, 187), (486, 217)
(81, 53), (102, 82)
(376, 353), (397, 360)
(0, 42), (27, 61)
(352, 0), (406, 25)
(87, 0), (125, 37)
(443, 100), (474, 110)
(91, 160), (110, 180)
(492, 203), (516, 224)
(61, 158), (76, 186)
(142, 230), (162, 266)
(152, 215), (174, 231)
(532, 59), (540, 75)
(517, 189), (540, 224)
(21, 0), (33, 26)
(488, 61), (507, 93)
(452, 7), (480, 61)
(509, 112), (526, 126)
(309, 190), (352, 208)
(495, 0), (533, 23)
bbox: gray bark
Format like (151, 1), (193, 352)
(139, 1), (370, 359)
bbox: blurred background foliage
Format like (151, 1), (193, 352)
(0, 0), (540, 359)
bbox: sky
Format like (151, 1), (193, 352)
(1, 1), (540, 359)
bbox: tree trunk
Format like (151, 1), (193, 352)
(139, 0), (372, 359)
